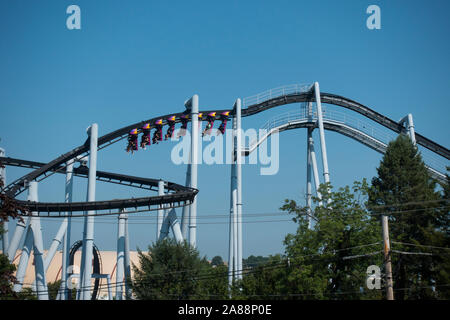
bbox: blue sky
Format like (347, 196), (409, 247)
(1, 0), (449, 261)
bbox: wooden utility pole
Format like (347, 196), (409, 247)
(381, 215), (394, 300)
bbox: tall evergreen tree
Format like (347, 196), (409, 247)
(369, 134), (447, 299)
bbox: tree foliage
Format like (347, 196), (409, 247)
(235, 181), (382, 300)
(0, 161), (28, 224)
(131, 239), (228, 299)
(0, 161), (27, 300)
(211, 255), (224, 267)
(0, 253), (17, 299)
(280, 181), (382, 299)
(369, 135), (449, 299)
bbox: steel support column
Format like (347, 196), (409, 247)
(230, 114), (238, 281)
(16, 182), (48, 299)
(181, 150), (191, 240)
(13, 224), (33, 293)
(29, 182), (48, 300)
(159, 208), (183, 242)
(407, 114), (416, 145)
(308, 133), (323, 206)
(116, 210), (126, 300)
(79, 123), (98, 300)
(235, 98), (243, 280)
(314, 82), (330, 185)
(60, 159), (74, 300)
(7, 216), (29, 262)
(124, 214), (132, 299)
(157, 179), (165, 240)
(306, 128), (313, 229)
(228, 139), (236, 288)
(189, 94), (199, 248)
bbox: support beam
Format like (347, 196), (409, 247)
(314, 82), (330, 185)
(33, 217), (68, 293)
(399, 114), (416, 146)
(230, 114), (238, 281)
(308, 133), (323, 206)
(306, 128), (313, 229)
(124, 214), (132, 299)
(43, 220), (67, 271)
(235, 98), (243, 280)
(79, 123), (98, 300)
(7, 216), (29, 262)
(60, 159), (74, 300)
(15, 182), (48, 299)
(156, 179), (165, 240)
(189, 94), (199, 248)
(169, 209), (183, 243)
(13, 225), (33, 293)
(232, 189), (238, 280)
(159, 208), (183, 243)
(407, 114), (416, 146)
(228, 143), (236, 288)
(181, 151), (191, 240)
(28, 182), (48, 300)
(116, 210), (126, 300)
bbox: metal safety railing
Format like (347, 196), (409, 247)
(242, 83), (313, 108)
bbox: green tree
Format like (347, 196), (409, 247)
(0, 253), (17, 299)
(211, 255), (224, 267)
(132, 239), (228, 299)
(0, 252), (37, 300)
(369, 135), (447, 299)
(0, 161), (31, 300)
(239, 254), (290, 300)
(243, 255), (270, 269)
(47, 280), (77, 300)
(280, 181), (382, 300)
(204, 263), (229, 299)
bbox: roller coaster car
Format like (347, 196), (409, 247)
(177, 115), (189, 137)
(140, 127), (151, 149)
(152, 121), (163, 144)
(217, 112), (229, 135)
(202, 112), (216, 137)
(126, 129), (139, 153)
(165, 116), (176, 140)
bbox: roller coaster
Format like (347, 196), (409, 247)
(0, 82), (448, 300)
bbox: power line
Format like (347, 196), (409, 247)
(33, 204), (450, 225)
(391, 241), (450, 251)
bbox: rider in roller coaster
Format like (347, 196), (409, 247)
(217, 111), (230, 135)
(140, 123), (151, 149)
(165, 116), (176, 140)
(126, 128), (139, 153)
(177, 114), (189, 137)
(202, 112), (216, 137)
(152, 119), (163, 144)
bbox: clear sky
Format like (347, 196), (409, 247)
(1, 0), (449, 261)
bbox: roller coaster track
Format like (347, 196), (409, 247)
(0, 156), (197, 216)
(1, 83), (448, 215)
(242, 108), (448, 183)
